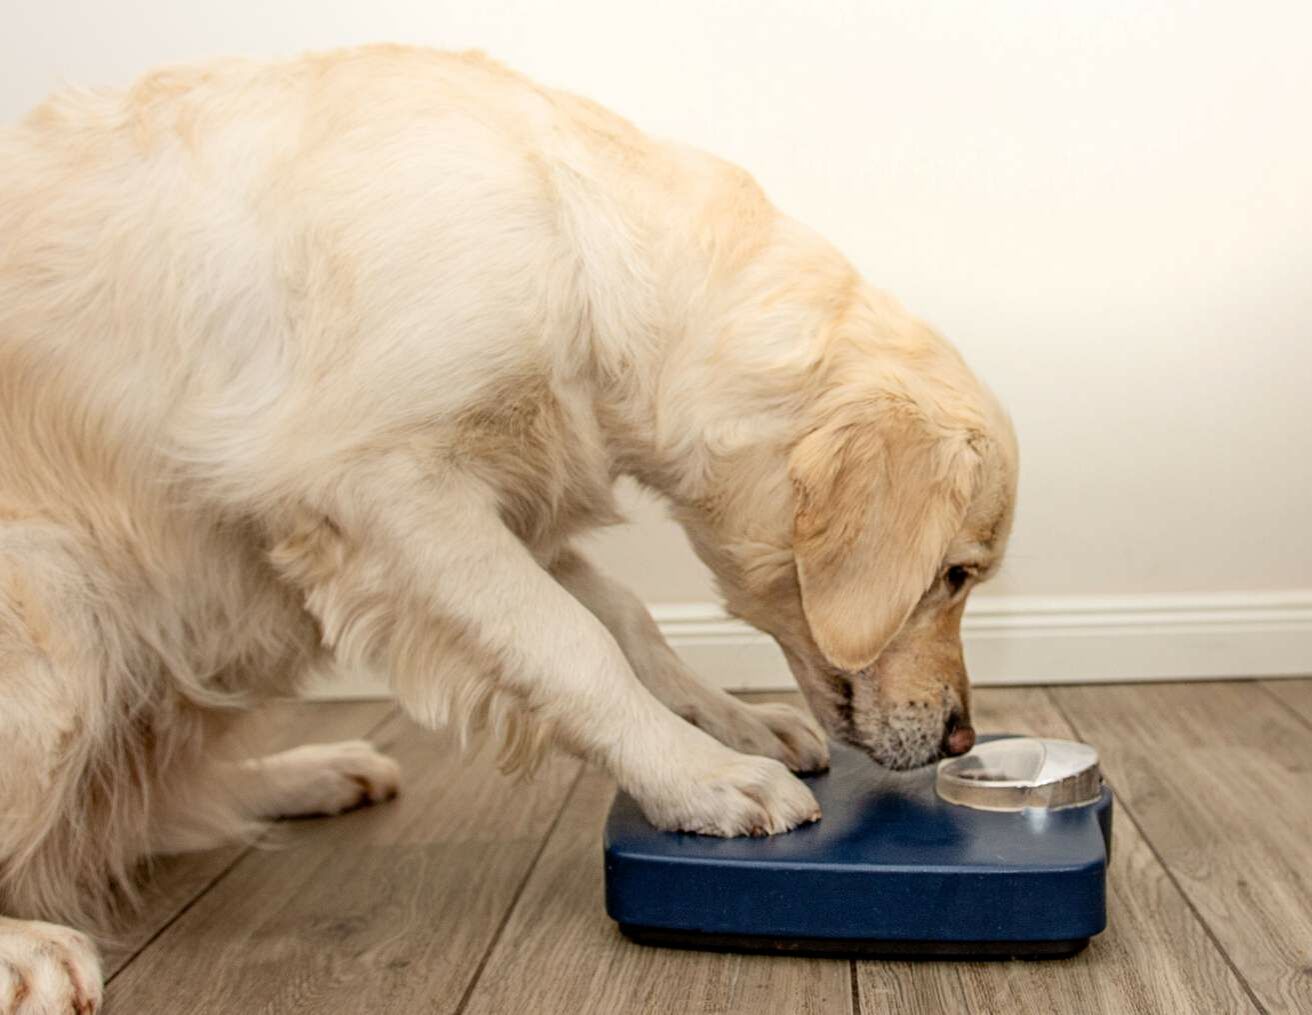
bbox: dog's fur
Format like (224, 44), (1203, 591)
(0, 46), (1016, 1010)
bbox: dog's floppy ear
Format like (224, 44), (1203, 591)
(789, 402), (980, 671)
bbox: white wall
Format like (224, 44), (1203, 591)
(7, 2), (1310, 685)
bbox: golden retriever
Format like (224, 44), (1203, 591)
(0, 46), (1016, 1011)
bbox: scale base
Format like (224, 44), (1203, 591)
(604, 736), (1112, 958)
(618, 925), (1091, 961)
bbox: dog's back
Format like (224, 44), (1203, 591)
(0, 45), (689, 930)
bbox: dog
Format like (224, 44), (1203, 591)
(0, 46), (1017, 1011)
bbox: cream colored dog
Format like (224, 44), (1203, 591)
(0, 47), (1016, 1011)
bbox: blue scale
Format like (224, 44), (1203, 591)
(604, 735), (1112, 958)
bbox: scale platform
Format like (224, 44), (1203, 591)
(604, 735), (1112, 959)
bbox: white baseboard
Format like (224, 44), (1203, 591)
(655, 590), (1312, 690)
(303, 590), (1312, 698)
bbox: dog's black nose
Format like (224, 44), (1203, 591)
(943, 712), (976, 756)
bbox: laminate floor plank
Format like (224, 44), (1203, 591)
(106, 711), (582, 1013)
(1261, 677), (1312, 728)
(1052, 680), (1312, 1013)
(102, 699), (395, 977)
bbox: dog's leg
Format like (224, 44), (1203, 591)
(551, 549), (829, 772)
(272, 468), (819, 837)
(0, 917), (102, 1015)
(148, 740), (401, 856)
(227, 741), (401, 819)
(0, 525), (115, 1013)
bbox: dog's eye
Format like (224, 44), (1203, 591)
(944, 565), (970, 595)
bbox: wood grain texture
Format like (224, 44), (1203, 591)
(460, 766), (852, 1015)
(856, 686), (1256, 1015)
(99, 683), (1312, 1013)
(1052, 680), (1312, 1014)
(105, 711), (582, 1014)
(1261, 677), (1312, 728)
(102, 700), (395, 977)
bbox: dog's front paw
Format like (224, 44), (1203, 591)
(640, 749), (821, 837)
(731, 700), (831, 773)
(683, 698), (830, 774)
(0, 917), (103, 1015)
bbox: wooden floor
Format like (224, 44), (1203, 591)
(102, 679), (1312, 1014)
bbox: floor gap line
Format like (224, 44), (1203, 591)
(1254, 681), (1312, 733)
(107, 702), (400, 985)
(453, 762), (588, 1015)
(107, 847), (250, 985)
(1043, 687), (1269, 1015)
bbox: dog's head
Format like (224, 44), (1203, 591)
(677, 299), (1017, 771)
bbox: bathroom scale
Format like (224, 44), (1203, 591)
(603, 734), (1112, 959)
